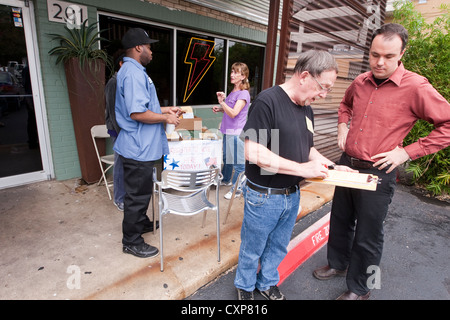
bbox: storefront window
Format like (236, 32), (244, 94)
(99, 14), (264, 108)
(99, 15), (172, 106)
(228, 40), (264, 101)
(176, 32), (224, 106)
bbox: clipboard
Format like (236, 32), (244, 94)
(306, 170), (379, 191)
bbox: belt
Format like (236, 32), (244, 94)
(345, 153), (374, 169)
(246, 181), (298, 195)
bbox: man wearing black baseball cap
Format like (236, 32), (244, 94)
(114, 28), (180, 258)
(121, 27), (158, 49)
(121, 28), (159, 67)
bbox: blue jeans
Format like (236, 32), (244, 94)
(234, 181), (300, 292)
(222, 134), (245, 186)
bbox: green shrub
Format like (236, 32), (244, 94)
(393, 1), (449, 196)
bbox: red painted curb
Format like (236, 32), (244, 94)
(278, 212), (330, 285)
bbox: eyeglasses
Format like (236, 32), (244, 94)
(311, 76), (332, 93)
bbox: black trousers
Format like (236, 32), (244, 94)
(327, 153), (396, 295)
(120, 156), (155, 246)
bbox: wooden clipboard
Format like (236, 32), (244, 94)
(306, 170), (379, 191)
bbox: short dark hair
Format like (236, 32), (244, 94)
(371, 23), (408, 52)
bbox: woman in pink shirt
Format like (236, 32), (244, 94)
(213, 62), (251, 199)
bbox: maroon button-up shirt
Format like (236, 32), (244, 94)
(338, 62), (450, 161)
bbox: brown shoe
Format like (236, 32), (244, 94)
(313, 265), (347, 280)
(336, 290), (370, 300)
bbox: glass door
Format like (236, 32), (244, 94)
(0, 0), (52, 188)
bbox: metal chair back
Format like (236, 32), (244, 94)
(160, 167), (219, 192)
(153, 166), (222, 271)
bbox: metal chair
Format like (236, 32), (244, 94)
(90, 125), (114, 200)
(153, 166), (222, 271)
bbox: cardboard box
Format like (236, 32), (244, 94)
(176, 116), (202, 131)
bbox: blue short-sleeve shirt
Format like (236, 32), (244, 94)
(114, 57), (169, 161)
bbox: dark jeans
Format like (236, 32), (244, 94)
(120, 156), (155, 246)
(327, 153), (397, 295)
(111, 136), (125, 205)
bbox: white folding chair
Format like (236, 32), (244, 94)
(90, 125), (114, 200)
(153, 166), (222, 271)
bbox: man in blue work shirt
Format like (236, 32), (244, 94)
(114, 28), (180, 258)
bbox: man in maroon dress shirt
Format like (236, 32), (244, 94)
(313, 23), (450, 300)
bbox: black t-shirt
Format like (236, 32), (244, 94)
(240, 85), (314, 188)
(373, 75), (388, 86)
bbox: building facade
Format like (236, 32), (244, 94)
(1, 0), (400, 189)
(0, 0), (272, 189)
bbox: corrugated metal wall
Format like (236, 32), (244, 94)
(185, 0), (277, 25)
(282, 0), (387, 162)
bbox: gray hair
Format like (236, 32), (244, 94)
(293, 50), (338, 76)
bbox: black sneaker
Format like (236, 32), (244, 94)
(259, 286), (286, 300)
(123, 242), (159, 258)
(237, 288), (254, 300)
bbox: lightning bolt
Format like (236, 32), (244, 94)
(183, 37), (216, 103)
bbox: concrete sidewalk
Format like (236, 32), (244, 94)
(0, 178), (334, 300)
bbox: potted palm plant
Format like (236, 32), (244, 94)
(49, 20), (113, 183)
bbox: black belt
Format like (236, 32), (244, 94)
(345, 153), (374, 169)
(246, 181), (298, 195)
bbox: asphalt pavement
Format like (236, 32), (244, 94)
(188, 184), (450, 301)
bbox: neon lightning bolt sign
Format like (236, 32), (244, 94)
(183, 37), (216, 103)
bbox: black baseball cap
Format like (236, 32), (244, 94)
(122, 28), (158, 49)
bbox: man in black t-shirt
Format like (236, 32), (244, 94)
(234, 50), (356, 300)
